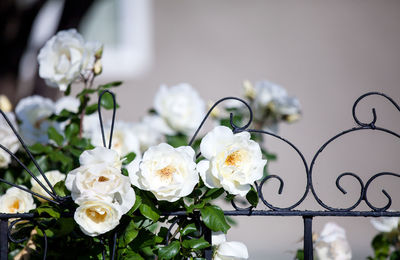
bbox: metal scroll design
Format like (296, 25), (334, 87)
(190, 92), (400, 213)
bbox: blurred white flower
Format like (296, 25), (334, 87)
(128, 143), (198, 202)
(0, 112), (20, 168)
(131, 115), (171, 153)
(212, 232), (249, 260)
(90, 120), (141, 158)
(74, 199), (121, 237)
(82, 112), (100, 138)
(0, 95), (12, 112)
(314, 222), (352, 260)
(371, 217), (399, 233)
(30, 170), (66, 202)
(66, 147), (135, 215)
(197, 126), (266, 196)
(154, 83), (205, 135)
(0, 186), (36, 213)
(38, 29), (102, 91)
(15, 95), (57, 146)
(55, 96), (80, 114)
(252, 80), (301, 124)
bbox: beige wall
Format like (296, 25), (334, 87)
(98, 1), (400, 258)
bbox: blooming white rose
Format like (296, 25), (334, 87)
(154, 83), (205, 135)
(371, 217), (399, 233)
(314, 222), (352, 260)
(90, 121), (141, 158)
(79, 146), (122, 169)
(128, 143), (198, 202)
(74, 199), (121, 237)
(38, 29), (102, 91)
(30, 170), (66, 202)
(197, 126), (266, 196)
(0, 112), (20, 168)
(212, 232), (249, 260)
(253, 81), (301, 123)
(15, 95), (58, 145)
(66, 147), (135, 215)
(131, 115), (172, 152)
(55, 96), (80, 114)
(0, 186), (36, 213)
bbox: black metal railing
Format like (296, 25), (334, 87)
(0, 91), (399, 260)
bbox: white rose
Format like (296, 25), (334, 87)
(371, 217), (399, 233)
(197, 126), (266, 196)
(38, 29), (102, 91)
(82, 113), (100, 138)
(128, 143), (198, 202)
(154, 83), (205, 135)
(79, 146), (122, 169)
(55, 96), (80, 114)
(30, 170), (66, 202)
(212, 232), (249, 260)
(275, 96), (301, 123)
(0, 186), (36, 213)
(90, 121), (141, 158)
(74, 199), (121, 237)
(66, 147), (135, 215)
(38, 29), (85, 91)
(0, 112), (20, 168)
(314, 222), (352, 260)
(131, 115), (172, 152)
(253, 81), (288, 118)
(15, 95), (57, 146)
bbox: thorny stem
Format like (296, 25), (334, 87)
(78, 73), (95, 138)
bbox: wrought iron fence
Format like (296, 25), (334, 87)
(0, 91), (399, 260)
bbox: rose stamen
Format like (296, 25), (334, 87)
(225, 150), (243, 166)
(8, 200), (20, 213)
(157, 165), (176, 180)
(98, 176), (109, 182)
(86, 208), (107, 223)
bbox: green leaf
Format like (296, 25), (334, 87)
(119, 221), (139, 247)
(246, 187), (259, 207)
(182, 237), (210, 250)
(100, 92), (116, 110)
(29, 143), (52, 154)
(65, 123), (79, 141)
(48, 150), (72, 167)
(47, 127), (64, 146)
(123, 152), (136, 165)
(53, 181), (68, 197)
(203, 188), (224, 201)
(37, 206), (61, 219)
(121, 250), (144, 260)
(139, 196), (160, 222)
(99, 81), (122, 89)
(85, 103), (98, 115)
(185, 200), (206, 213)
(181, 223), (197, 236)
(128, 193), (142, 215)
(158, 241), (180, 259)
(166, 135), (188, 148)
(295, 249), (304, 260)
(200, 205), (230, 233)
(64, 84), (71, 96)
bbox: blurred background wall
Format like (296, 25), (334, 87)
(2, 0), (400, 258)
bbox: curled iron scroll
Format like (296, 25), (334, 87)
(310, 92), (400, 211)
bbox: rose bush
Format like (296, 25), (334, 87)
(0, 28), (305, 259)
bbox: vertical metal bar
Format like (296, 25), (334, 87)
(204, 226), (212, 260)
(0, 219), (8, 260)
(303, 216), (313, 260)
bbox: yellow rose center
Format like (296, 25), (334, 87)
(157, 165), (176, 180)
(86, 208), (107, 223)
(225, 150), (244, 166)
(8, 199), (20, 213)
(98, 176), (109, 182)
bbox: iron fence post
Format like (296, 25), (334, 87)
(204, 226), (212, 260)
(0, 218), (8, 260)
(303, 216), (313, 260)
